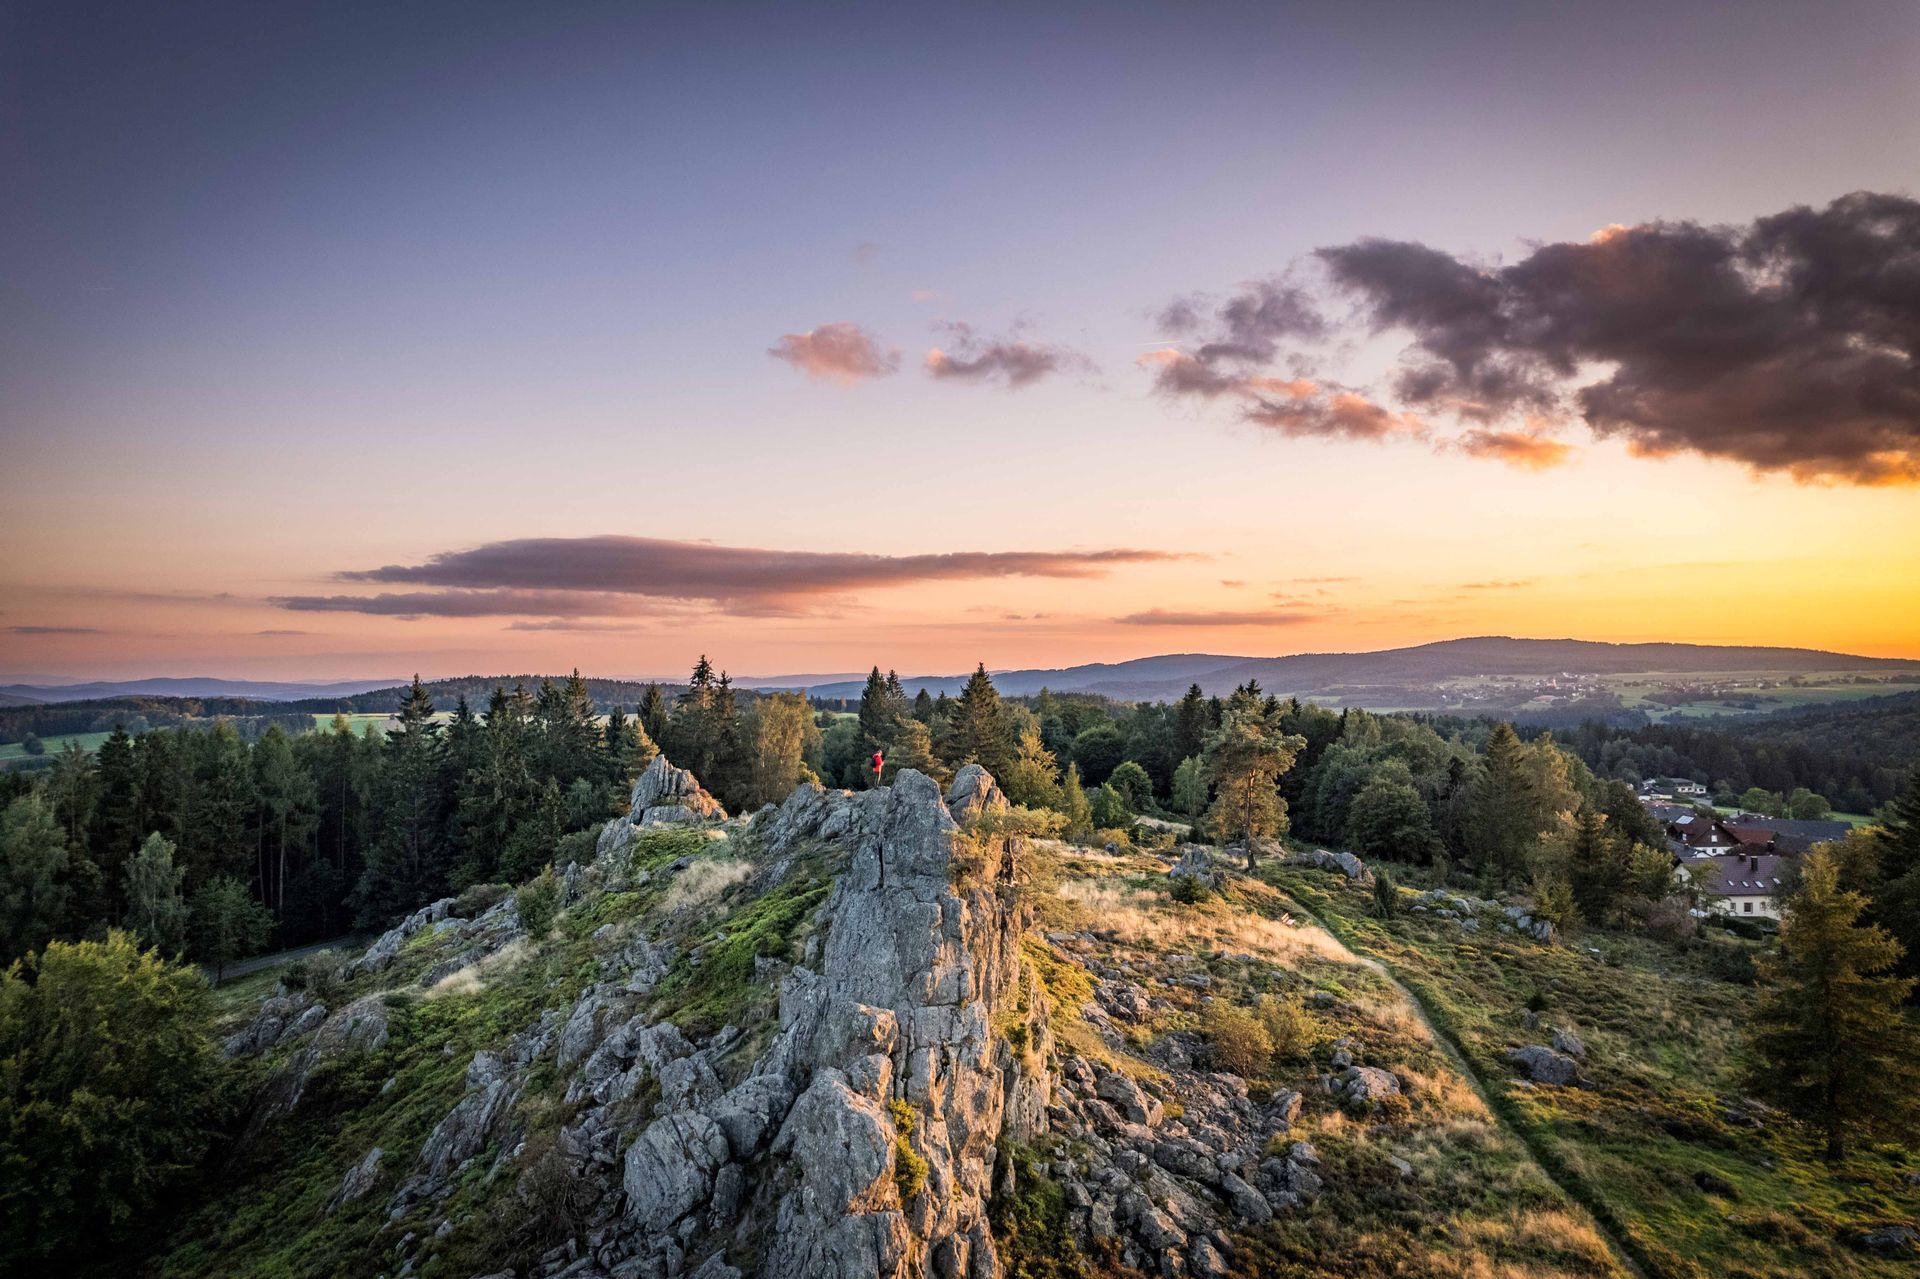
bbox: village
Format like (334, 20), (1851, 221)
(1637, 776), (1854, 921)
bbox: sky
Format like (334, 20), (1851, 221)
(3, 0), (1919, 683)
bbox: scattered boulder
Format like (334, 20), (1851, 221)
(330, 1146), (383, 1212)
(1507, 1044), (1581, 1086)
(1291, 848), (1373, 883)
(1168, 845), (1224, 892)
(1336, 1066), (1401, 1107)
(1551, 1027), (1587, 1059)
(624, 1112), (732, 1234)
(1853, 1224), (1917, 1255)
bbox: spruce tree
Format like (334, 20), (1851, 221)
(1869, 763), (1920, 981)
(1567, 806), (1629, 926)
(90, 726), (141, 916)
(354, 677), (447, 925)
(1747, 846), (1920, 1161)
(1469, 722), (1538, 885)
(952, 664), (1013, 778)
(0, 794), (70, 962)
(1060, 763), (1094, 843)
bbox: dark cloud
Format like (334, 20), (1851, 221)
(1317, 192), (1920, 483)
(1112, 608), (1317, 627)
(275, 589), (649, 619)
(5, 625), (101, 635)
(281, 536), (1186, 619)
(768, 322), (899, 384)
(924, 323), (1092, 388)
(1151, 192), (1920, 482)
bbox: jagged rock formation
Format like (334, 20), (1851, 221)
(1167, 844), (1224, 891)
(1290, 847), (1373, 883)
(598, 755), (728, 859)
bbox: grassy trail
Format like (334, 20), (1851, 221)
(1274, 874), (1655, 1279)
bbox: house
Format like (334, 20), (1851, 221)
(1720, 814), (1852, 854)
(1688, 852), (1791, 920)
(1641, 776), (1707, 798)
(1664, 812), (1739, 859)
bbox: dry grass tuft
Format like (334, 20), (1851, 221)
(425, 937), (533, 999)
(663, 857), (752, 914)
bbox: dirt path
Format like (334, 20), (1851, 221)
(209, 933), (364, 983)
(1279, 886), (1652, 1279)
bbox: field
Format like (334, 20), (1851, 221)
(304, 712), (401, 735)
(0, 730), (113, 765)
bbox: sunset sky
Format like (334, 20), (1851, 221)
(4, 0), (1919, 683)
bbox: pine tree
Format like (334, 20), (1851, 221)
(90, 726), (141, 917)
(1202, 702), (1306, 869)
(1469, 722), (1538, 885)
(1173, 683), (1209, 765)
(1869, 763), (1920, 981)
(951, 664), (1013, 778)
(354, 676), (447, 925)
(1747, 846), (1920, 1161)
(1000, 724), (1062, 809)
(1567, 806), (1629, 926)
(638, 684), (670, 747)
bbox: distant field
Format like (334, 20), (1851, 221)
(0, 730), (113, 764)
(306, 712), (401, 735)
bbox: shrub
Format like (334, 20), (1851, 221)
(1202, 1001), (1273, 1077)
(283, 947), (348, 1001)
(888, 1099), (928, 1201)
(1257, 993), (1313, 1062)
(515, 866), (563, 938)
(0, 932), (220, 1268)
(452, 882), (510, 919)
(1371, 869), (1400, 919)
(1169, 875), (1211, 905)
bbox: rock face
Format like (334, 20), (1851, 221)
(760, 768), (1051, 1279)
(944, 763), (1008, 824)
(598, 754), (728, 858)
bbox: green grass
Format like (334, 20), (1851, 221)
(0, 730), (112, 763)
(1268, 861), (1920, 1279)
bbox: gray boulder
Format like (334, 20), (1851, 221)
(330, 1146), (383, 1212)
(944, 763), (1008, 824)
(1508, 1044), (1581, 1086)
(1551, 1027), (1587, 1058)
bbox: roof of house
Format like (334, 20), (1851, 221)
(1718, 815), (1853, 853)
(1690, 852), (1793, 898)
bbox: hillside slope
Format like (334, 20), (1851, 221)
(145, 762), (1681, 1279)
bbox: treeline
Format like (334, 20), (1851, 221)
(1547, 700), (1918, 815)
(0, 663), (830, 970)
(280, 674), (697, 716)
(0, 697), (314, 748)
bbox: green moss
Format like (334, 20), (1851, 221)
(888, 1099), (928, 1201)
(988, 1142), (1082, 1279)
(653, 874), (830, 1035)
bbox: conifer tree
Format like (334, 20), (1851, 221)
(1469, 722), (1538, 885)
(1202, 701), (1305, 869)
(1747, 846), (1920, 1161)
(1060, 763), (1094, 843)
(354, 676), (446, 925)
(90, 726), (141, 917)
(1567, 806), (1629, 926)
(951, 663), (1014, 778)
(0, 794), (70, 962)
(1868, 763), (1920, 981)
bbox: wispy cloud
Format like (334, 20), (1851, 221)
(768, 322), (899, 384)
(924, 322), (1093, 389)
(5, 625), (102, 635)
(1460, 579), (1534, 590)
(1112, 608), (1316, 627)
(278, 536), (1189, 619)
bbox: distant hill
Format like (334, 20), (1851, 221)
(0, 677), (402, 704)
(788, 637), (1920, 702)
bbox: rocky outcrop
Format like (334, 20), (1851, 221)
(598, 755), (729, 858)
(224, 990), (324, 1057)
(1291, 848), (1372, 882)
(758, 768), (1051, 1279)
(245, 994), (392, 1137)
(944, 763), (1008, 824)
(1168, 845), (1224, 891)
(349, 897), (454, 977)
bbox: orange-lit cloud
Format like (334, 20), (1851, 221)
(1113, 608), (1317, 627)
(768, 322), (899, 384)
(1449, 427), (1576, 471)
